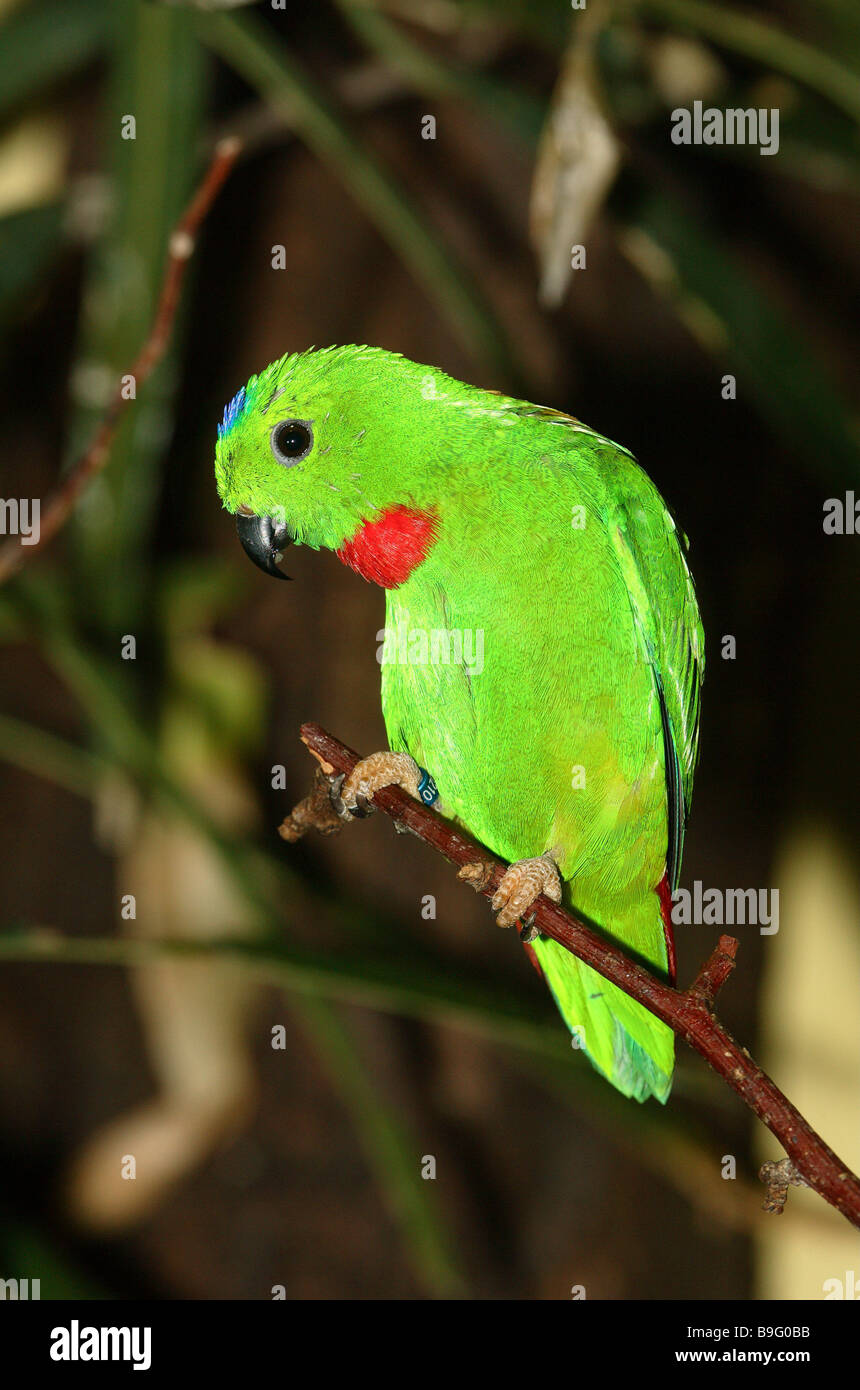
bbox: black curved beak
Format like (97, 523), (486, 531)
(236, 512), (293, 580)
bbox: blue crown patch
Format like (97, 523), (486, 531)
(218, 385), (248, 439)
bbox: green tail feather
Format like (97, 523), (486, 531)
(532, 936), (673, 1104)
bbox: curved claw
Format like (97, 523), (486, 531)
(328, 776), (375, 822)
(329, 773), (350, 822)
(519, 914), (540, 944)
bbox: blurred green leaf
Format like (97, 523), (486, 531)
(0, 1216), (111, 1300)
(297, 995), (466, 1297)
(630, 0), (860, 123)
(0, 925), (570, 1060)
(199, 8), (517, 378)
(335, 0), (545, 145)
(620, 192), (860, 484)
(0, 0), (112, 127)
(0, 712), (100, 797)
(451, 0), (567, 50)
(68, 0), (208, 629)
(0, 202), (64, 322)
(695, 92), (860, 192)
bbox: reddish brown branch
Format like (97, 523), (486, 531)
(687, 934), (737, 1008)
(278, 768), (345, 841)
(0, 136), (243, 586)
(295, 721), (860, 1230)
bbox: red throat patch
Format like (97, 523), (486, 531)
(336, 506), (438, 588)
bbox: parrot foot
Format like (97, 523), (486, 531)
(491, 852), (562, 931)
(334, 751), (424, 819)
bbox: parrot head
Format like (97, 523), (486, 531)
(215, 344), (518, 587)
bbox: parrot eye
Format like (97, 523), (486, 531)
(270, 419), (313, 466)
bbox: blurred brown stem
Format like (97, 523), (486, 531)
(294, 721), (860, 1231)
(0, 136), (243, 586)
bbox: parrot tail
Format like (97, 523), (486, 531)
(530, 890), (675, 1103)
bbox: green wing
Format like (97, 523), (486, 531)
(530, 438), (705, 1102)
(605, 452), (705, 889)
(510, 405), (705, 857)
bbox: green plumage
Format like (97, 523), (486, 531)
(216, 346), (704, 1102)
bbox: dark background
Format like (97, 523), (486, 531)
(0, 0), (858, 1299)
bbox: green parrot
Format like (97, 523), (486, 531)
(215, 345), (704, 1103)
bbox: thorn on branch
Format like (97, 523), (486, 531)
(759, 1158), (810, 1215)
(687, 934), (739, 1010)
